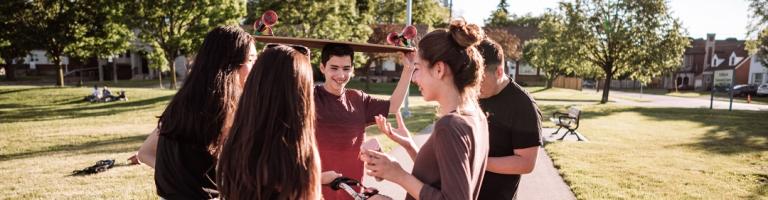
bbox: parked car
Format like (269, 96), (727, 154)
(725, 84), (758, 97)
(582, 80), (597, 89)
(757, 83), (768, 97)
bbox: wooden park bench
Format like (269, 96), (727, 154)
(549, 107), (584, 141)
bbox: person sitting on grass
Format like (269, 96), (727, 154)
(84, 85), (102, 102)
(101, 86), (116, 101)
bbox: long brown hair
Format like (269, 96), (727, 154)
(158, 26), (252, 152)
(418, 19), (485, 100)
(217, 45), (320, 200)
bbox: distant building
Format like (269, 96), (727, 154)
(748, 55), (767, 85)
(3, 28), (190, 83)
(666, 33), (751, 90)
(502, 25), (542, 86)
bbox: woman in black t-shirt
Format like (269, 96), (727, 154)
(135, 26), (256, 199)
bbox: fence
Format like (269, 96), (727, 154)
(553, 76), (582, 90)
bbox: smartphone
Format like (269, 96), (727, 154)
(361, 138), (382, 152)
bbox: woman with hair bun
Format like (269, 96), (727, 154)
(361, 19), (490, 200)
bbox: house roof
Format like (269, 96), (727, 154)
(500, 25), (539, 44)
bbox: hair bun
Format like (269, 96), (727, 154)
(449, 18), (484, 48)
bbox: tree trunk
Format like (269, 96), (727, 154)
(601, 71), (613, 104)
(545, 77), (553, 89)
(1, 56), (16, 81)
(55, 59), (64, 87)
(363, 57), (372, 91)
(168, 54), (177, 89)
(158, 68), (164, 89)
(112, 61), (118, 83)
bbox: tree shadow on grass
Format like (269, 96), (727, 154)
(572, 106), (768, 155)
(0, 134), (146, 162)
(0, 94), (173, 123)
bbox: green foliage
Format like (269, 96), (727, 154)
(369, 0), (449, 27)
(248, 0), (374, 67)
(524, 13), (593, 88)
(247, 0), (447, 68)
(65, 0), (133, 61)
(558, 0), (689, 103)
(0, 1), (36, 66)
(485, 0), (512, 27)
(126, 0), (246, 89)
(747, 0), (768, 68)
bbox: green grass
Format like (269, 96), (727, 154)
(0, 81), (437, 199)
(537, 102), (768, 199)
(0, 85), (173, 199)
(618, 88), (768, 105)
(2, 82), (766, 199)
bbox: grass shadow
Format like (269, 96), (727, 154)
(574, 106), (768, 155)
(0, 134), (146, 162)
(0, 94), (173, 123)
(530, 87), (550, 94)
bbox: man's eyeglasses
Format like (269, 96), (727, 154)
(265, 43), (311, 57)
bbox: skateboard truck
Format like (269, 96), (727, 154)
(330, 177), (379, 200)
(387, 25), (418, 47)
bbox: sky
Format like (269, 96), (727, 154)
(451, 0), (753, 40)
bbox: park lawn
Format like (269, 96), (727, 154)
(619, 88), (768, 105)
(0, 85), (173, 199)
(544, 104), (768, 199)
(0, 82), (437, 199)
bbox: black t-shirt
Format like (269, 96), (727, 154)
(477, 80), (542, 200)
(155, 136), (218, 199)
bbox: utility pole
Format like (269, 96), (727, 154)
(402, 0), (413, 118)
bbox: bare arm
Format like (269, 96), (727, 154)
(388, 53), (415, 113)
(137, 128), (159, 168)
(486, 146), (539, 174)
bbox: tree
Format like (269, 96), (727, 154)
(485, 0), (511, 27)
(372, 0), (449, 27)
(127, 0), (245, 89)
(484, 28), (521, 74)
(747, 0), (768, 68)
(524, 13), (590, 88)
(0, 1), (36, 81)
(559, 0), (689, 103)
(66, 0), (133, 83)
(20, 0), (97, 87)
(248, 0), (375, 68)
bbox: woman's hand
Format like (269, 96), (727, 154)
(360, 149), (407, 182)
(321, 171), (342, 185)
(375, 112), (413, 148)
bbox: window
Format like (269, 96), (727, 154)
(755, 73), (764, 84)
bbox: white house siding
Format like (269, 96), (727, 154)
(749, 56), (767, 85)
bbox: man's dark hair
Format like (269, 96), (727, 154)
(320, 43), (354, 66)
(478, 38), (504, 72)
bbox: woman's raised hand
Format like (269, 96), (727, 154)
(374, 112), (413, 148)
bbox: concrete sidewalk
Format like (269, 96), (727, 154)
(362, 126), (576, 200)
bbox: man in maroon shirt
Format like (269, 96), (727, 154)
(315, 44), (413, 200)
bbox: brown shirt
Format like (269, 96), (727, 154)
(408, 112), (489, 200)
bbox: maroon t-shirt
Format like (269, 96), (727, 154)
(314, 85), (389, 200)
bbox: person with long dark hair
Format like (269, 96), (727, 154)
(216, 44), (321, 199)
(134, 25), (256, 199)
(362, 19), (490, 200)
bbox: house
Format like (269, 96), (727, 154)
(354, 24), (430, 83)
(666, 33), (751, 90)
(501, 25), (543, 86)
(748, 56), (767, 85)
(3, 29), (190, 83)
